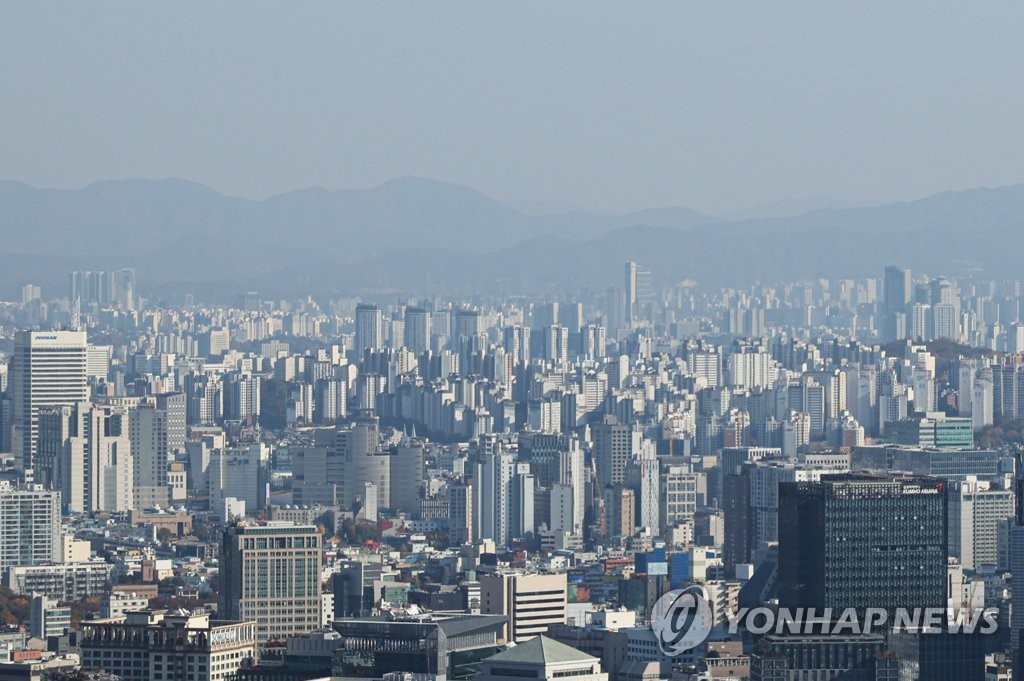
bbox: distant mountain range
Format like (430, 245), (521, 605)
(1, 176), (1022, 300)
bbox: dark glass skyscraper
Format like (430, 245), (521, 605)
(777, 474), (947, 616)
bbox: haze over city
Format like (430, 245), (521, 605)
(3, 2), (1024, 215)
(1, 4), (1024, 681)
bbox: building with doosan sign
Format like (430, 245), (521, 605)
(10, 330), (88, 481)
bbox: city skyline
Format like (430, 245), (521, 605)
(2, 3), (1023, 679)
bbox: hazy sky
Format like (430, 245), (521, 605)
(2, 2), (1023, 215)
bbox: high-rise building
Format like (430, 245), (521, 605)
(659, 463), (697, 536)
(0, 481), (61, 572)
(220, 521), (322, 646)
(38, 402), (134, 513)
(541, 325), (570, 364)
(70, 269), (136, 309)
(404, 306), (430, 354)
(208, 444), (266, 516)
(624, 261), (652, 325)
(11, 330), (88, 479)
(947, 476), (1015, 571)
(883, 265), (912, 343)
(334, 418), (390, 511)
(602, 484), (635, 537)
(388, 439), (425, 515)
(454, 308), (483, 343)
(222, 373), (261, 423)
(777, 474), (947, 616)
(723, 470), (753, 573)
(480, 572), (567, 643)
(503, 325), (531, 366)
(354, 303), (384, 354)
(448, 480), (474, 545)
(475, 444), (525, 547)
(593, 415), (635, 488)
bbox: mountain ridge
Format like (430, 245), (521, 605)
(1, 177), (1022, 298)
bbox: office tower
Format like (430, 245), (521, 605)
(331, 556), (384, 619)
(559, 436), (586, 536)
(314, 378), (347, 424)
(200, 327), (230, 358)
(70, 269), (135, 308)
(220, 521), (322, 645)
(541, 325), (569, 364)
(933, 303), (960, 341)
(778, 475), (947, 616)
(503, 325), (531, 366)
(222, 373), (261, 422)
(0, 481), (61, 572)
(660, 463), (697, 535)
(602, 484), (635, 537)
(184, 373), (222, 425)
(129, 397), (182, 505)
(354, 303), (384, 354)
(85, 345), (112, 381)
(476, 446), (521, 547)
(948, 477), (1015, 571)
(11, 330), (89, 479)
(334, 418), (390, 511)
(593, 415), (635, 488)
(602, 288), (624, 338)
(156, 392), (186, 455)
(625, 444), (659, 532)
(80, 610), (257, 681)
(454, 308), (482, 342)
(448, 480), (474, 545)
(558, 302), (584, 332)
(404, 306), (430, 354)
(624, 261), (652, 325)
(689, 348), (722, 388)
(992, 363), (1024, 421)
(910, 302), (932, 340)
(723, 470), (753, 572)
(387, 316), (405, 350)
(38, 403), (134, 513)
(480, 572), (567, 643)
(579, 324), (607, 360)
(208, 444), (266, 516)
(20, 284), (41, 306)
(388, 439), (425, 515)
(532, 302), (559, 329)
(888, 627), (985, 681)
(883, 265), (912, 342)
(511, 467), (536, 541)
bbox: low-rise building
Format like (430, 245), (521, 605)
(80, 610), (256, 681)
(6, 560), (112, 600)
(477, 635), (608, 681)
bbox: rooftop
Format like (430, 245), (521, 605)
(484, 635), (597, 666)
